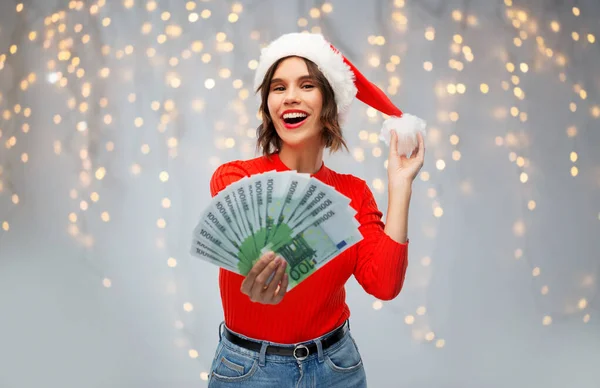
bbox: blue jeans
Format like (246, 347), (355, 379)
(208, 321), (367, 388)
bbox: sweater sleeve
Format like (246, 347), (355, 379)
(353, 180), (409, 301)
(209, 161), (250, 198)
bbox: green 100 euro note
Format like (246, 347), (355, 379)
(191, 170), (363, 291)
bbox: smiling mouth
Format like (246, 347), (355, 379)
(284, 116), (306, 125)
(282, 113), (309, 129)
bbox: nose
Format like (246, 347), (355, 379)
(283, 86), (301, 105)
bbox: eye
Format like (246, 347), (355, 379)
(302, 84), (315, 89)
(272, 86), (285, 92)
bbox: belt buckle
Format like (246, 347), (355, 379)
(293, 344), (309, 361)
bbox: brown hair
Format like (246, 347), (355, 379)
(255, 56), (348, 156)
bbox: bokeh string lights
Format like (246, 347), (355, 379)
(0, 3), (33, 239)
(0, 0), (598, 384)
(500, 0), (598, 325)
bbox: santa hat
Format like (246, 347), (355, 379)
(253, 32), (426, 156)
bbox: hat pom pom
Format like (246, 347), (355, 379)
(379, 113), (427, 156)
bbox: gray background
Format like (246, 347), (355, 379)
(0, 0), (598, 387)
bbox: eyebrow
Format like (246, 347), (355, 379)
(270, 75), (315, 84)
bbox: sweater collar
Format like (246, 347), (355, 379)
(268, 153), (330, 182)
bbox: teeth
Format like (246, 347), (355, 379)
(283, 112), (307, 119)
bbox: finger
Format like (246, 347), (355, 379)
(249, 257), (282, 302)
(272, 273), (289, 304)
(388, 129), (398, 158)
(408, 146), (418, 159)
(240, 252), (275, 295)
(265, 259), (287, 298)
(408, 132), (424, 158)
(417, 132), (425, 159)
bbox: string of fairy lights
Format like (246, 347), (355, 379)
(502, 0), (544, 323)
(358, 0), (447, 349)
(0, 0), (598, 383)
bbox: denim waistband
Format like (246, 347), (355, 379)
(218, 320), (351, 365)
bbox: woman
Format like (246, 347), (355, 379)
(207, 33), (425, 387)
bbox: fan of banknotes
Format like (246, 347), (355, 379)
(190, 170), (364, 290)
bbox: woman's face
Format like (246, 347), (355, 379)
(267, 57), (324, 151)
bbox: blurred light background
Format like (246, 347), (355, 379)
(0, 0), (599, 387)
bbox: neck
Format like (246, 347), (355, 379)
(277, 144), (324, 175)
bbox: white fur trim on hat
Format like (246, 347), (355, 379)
(253, 33), (357, 114)
(379, 114), (427, 156)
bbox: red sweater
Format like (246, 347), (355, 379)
(209, 153), (408, 344)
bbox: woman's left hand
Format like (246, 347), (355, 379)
(387, 130), (425, 190)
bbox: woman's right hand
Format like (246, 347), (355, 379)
(240, 251), (289, 305)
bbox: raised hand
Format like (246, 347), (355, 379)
(387, 130), (425, 190)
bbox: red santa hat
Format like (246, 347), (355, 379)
(254, 32), (426, 156)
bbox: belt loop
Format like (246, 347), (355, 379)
(218, 321), (224, 341)
(258, 342), (268, 367)
(347, 319), (350, 331)
(315, 339), (324, 363)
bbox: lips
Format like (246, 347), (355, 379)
(281, 110), (309, 130)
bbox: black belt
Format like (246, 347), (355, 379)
(223, 322), (349, 361)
